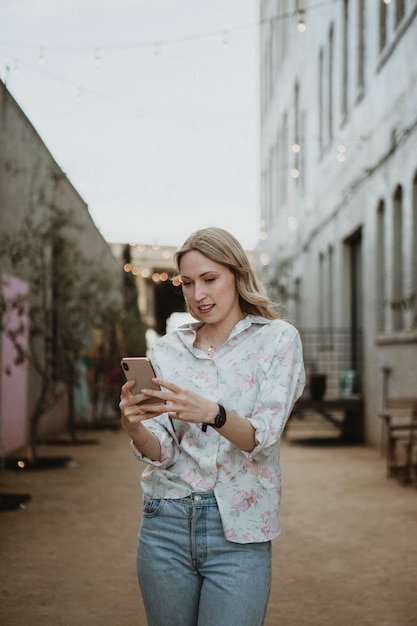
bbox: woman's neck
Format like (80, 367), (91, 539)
(204, 314), (245, 348)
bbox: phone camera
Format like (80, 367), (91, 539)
(122, 362), (129, 371)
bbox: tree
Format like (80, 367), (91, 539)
(120, 244), (148, 357)
(0, 205), (122, 460)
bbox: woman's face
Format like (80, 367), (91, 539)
(179, 250), (243, 326)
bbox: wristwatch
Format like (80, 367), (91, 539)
(212, 404), (227, 428)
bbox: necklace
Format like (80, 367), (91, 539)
(204, 329), (217, 356)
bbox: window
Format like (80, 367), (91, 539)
(342, 0), (349, 119)
(328, 245), (334, 331)
(376, 201), (386, 333)
(395, 0), (405, 27)
(412, 174), (417, 326)
(357, 0), (365, 91)
(379, 0), (387, 51)
(392, 186), (404, 331)
(319, 47), (324, 151)
(319, 252), (325, 329)
(318, 24), (334, 152)
(281, 112), (288, 204)
(328, 25), (334, 142)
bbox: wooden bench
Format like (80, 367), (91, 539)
(378, 398), (417, 485)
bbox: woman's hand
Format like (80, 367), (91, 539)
(119, 379), (162, 461)
(119, 379), (164, 435)
(140, 378), (219, 426)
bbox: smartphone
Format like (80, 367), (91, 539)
(121, 357), (161, 405)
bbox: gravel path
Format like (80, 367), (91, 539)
(1, 417), (416, 626)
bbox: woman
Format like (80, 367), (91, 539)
(119, 227), (305, 626)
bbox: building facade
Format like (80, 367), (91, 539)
(259, 1), (417, 445)
(0, 81), (123, 452)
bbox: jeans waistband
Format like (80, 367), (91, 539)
(184, 491), (215, 503)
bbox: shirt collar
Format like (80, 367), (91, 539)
(175, 314), (271, 348)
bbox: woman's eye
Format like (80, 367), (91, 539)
(182, 282), (192, 287)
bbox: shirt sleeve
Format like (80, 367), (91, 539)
(130, 414), (180, 467)
(129, 348), (181, 467)
(246, 325), (305, 462)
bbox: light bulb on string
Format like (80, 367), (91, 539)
(297, 10), (306, 33)
(154, 43), (161, 63)
(336, 144), (346, 162)
(38, 47), (46, 65)
(221, 31), (229, 54)
(383, 0), (391, 4)
(291, 168), (300, 178)
(292, 143), (301, 153)
(288, 216), (298, 230)
(94, 47), (102, 67)
(260, 253), (270, 266)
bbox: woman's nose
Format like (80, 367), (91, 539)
(194, 282), (206, 301)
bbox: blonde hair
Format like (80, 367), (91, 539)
(174, 227), (280, 320)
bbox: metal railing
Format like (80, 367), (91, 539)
(299, 328), (363, 399)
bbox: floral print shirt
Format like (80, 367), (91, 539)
(131, 315), (305, 544)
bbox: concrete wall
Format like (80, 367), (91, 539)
(0, 80), (123, 449)
(259, 1), (417, 445)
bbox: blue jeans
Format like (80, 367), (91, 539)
(137, 492), (271, 626)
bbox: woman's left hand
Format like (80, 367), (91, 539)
(140, 378), (218, 425)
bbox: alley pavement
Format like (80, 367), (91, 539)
(1, 415), (416, 626)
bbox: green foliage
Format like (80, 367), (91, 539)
(121, 244), (148, 356)
(0, 203), (122, 454)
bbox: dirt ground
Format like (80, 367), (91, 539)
(1, 415), (416, 626)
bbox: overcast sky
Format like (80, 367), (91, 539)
(0, 0), (260, 250)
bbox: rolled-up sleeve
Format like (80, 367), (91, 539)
(247, 327), (305, 461)
(130, 415), (180, 467)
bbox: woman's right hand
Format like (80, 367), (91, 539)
(119, 379), (161, 435)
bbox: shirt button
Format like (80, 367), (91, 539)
(194, 494), (201, 502)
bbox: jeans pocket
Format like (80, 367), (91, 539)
(142, 497), (165, 517)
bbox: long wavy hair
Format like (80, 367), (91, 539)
(174, 227), (280, 320)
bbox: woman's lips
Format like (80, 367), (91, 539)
(198, 304), (214, 315)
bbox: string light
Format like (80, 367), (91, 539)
(291, 168), (300, 178)
(260, 253), (270, 266)
(154, 43), (161, 62)
(383, 0), (391, 4)
(288, 216), (298, 230)
(94, 47), (102, 67)
(38, 47), (45, 65)
(336, 144), (346, 162)
(297, 10), (307, 33)
(221, 31), (229, 53)
(292, 143), (301, 153)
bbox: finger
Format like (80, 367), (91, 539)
(139, 403), (166, 415)
(122, 379), (136, 390)
(152, 378), (181, 393)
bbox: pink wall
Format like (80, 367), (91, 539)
(1, 273), (30, 454)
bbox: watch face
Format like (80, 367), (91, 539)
(214, 405), (226, 428)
